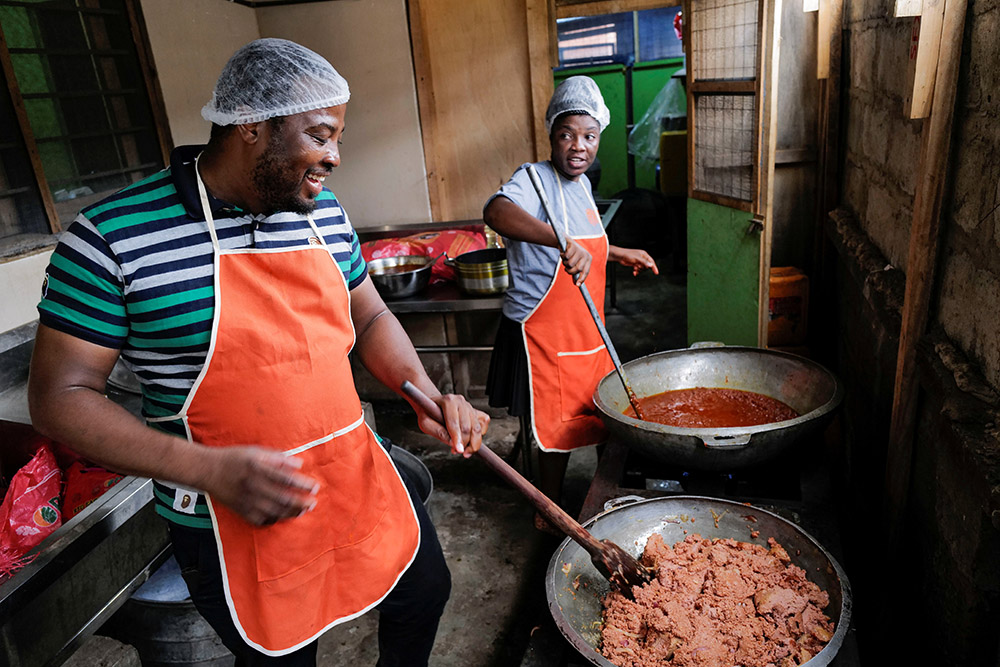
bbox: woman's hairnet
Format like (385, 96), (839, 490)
(202, 38), (350, 126)
(545, 76), (611, 134)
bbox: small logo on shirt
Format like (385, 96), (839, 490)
(41, 274), (49, 300)
(308, 236), (322, 246)
(587, 209), (602, 227)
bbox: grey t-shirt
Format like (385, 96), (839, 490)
(486, 161), (607, 322)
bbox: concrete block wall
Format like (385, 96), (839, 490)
(832, 1), (1000, 659)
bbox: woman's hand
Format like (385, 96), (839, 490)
(561, 238), (593, 285)
(610, 246), (659, 276)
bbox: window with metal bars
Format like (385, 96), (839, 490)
(0, 0), (169, 254)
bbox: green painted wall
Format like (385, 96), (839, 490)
(686, 198), (759, 346)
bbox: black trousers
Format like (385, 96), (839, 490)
(168, 466), (451, 667)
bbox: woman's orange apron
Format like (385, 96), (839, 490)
(522, 173), (612, 453)
(151, 158), (420, 655)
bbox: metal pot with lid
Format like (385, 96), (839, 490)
(446, 248), (508, 296)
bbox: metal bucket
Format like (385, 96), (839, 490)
(389, 446), (433, 507)
(101, 556), (234, 667)
(593, 346), (844, 470)
(546, 496), (852, 667)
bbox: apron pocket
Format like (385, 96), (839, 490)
(556, 347), (607, 422)
(252, 427), (389, 582)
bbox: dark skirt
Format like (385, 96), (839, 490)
(486, 314), (531, 418)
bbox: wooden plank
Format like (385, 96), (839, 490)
(407, 0), (442, 221)
(407, 0), (535, 222)
(755, 0), (783, 346)
(884, 0), (968, 556)
(904, 0), (945, 119)
(125, 0), (173, 167)
(689, 80), (756, 94)
(816, 0), (831, 78)
(526, 0), (556, 162)
(0, 21), (61, 234)
(894, 0), (923, 16)
(555, 0), (678, 19)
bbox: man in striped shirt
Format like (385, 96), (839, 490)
(28, 39), (487, 666)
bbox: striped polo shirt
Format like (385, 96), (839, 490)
(37, 145), (368, 529)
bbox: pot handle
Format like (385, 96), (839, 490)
(602, 495), (646, 513)
(701, 433), (752, 448)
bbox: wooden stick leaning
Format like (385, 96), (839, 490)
(400, 380), (652, 595)
(524, 164), (646, 420)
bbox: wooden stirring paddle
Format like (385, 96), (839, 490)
(400, 380), (653, 596)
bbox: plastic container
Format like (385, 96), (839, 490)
(768, 267), (809, 347)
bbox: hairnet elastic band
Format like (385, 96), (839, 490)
(201, 92), (351, 126)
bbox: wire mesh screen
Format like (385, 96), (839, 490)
(691, 0), (759, 80)
(693, 94), (755, 201)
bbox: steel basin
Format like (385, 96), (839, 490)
(546, 496), (851, 667)
(369, 254), (435, 299)
(593, 346), (844, 470)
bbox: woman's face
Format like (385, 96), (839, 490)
(550, 113), (600, 181)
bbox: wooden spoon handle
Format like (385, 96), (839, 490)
(400, 381), (604, 556)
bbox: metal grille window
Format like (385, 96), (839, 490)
(0, 0), (169, 251)
(693, 94), (754, 200)
(686, 0), (763, 209)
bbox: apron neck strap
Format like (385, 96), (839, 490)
(193, 152), (323, 250)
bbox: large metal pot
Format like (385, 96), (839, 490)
(547, 496), (851, 667)
(446, 248), (508, 295)
(593, 346), (844, 470)
(368, 254), (436, 299)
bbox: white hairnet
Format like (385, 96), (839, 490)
(545, 76), (611, 134)
(202, 38), (350, 126)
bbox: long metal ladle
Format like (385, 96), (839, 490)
(400, 380), (653, 596)
(525, 164), (646, 420)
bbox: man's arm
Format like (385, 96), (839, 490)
(349, 277), (488, 456)
(28, 325), (318, 525)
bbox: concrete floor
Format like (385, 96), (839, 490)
(317, 264), (687, 666)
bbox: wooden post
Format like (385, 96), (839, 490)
(903, 0), (946, 119)
(883, 0), (968, 553)
(526, 0), (556, 162)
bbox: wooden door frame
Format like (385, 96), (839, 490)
(682, 0), (783, 345)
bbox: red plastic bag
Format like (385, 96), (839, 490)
(62, 461), (124, 520)
(0, 443), (63, 576)
(362, 229), (487, 284)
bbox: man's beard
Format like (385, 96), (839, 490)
(250, 140), (317, 216)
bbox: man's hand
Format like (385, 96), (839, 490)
(561, 238), (593, 285)
(414, 394), (490, 458)
(198, 446), (319, 526)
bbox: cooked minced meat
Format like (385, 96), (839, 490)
(601, 533), (834, 667)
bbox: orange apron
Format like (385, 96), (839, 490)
(522, 176), (612, 452)
(152, 159), (420, 655)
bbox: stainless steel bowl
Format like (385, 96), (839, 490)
(594, 346), (844, 470)
(547, 496), (851, 667)
(368, 255), (434, 299)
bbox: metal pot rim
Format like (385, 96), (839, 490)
(594, 346), (845, 438)
(546, 495), (852, 667)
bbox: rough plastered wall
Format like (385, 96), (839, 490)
(835, 0), (1000, 663)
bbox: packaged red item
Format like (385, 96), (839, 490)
(361, 229), (486, 284)
(0, 443), (63, 577)
(62, 460), (124, 520)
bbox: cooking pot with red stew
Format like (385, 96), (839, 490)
(592, 345), (843, 470)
